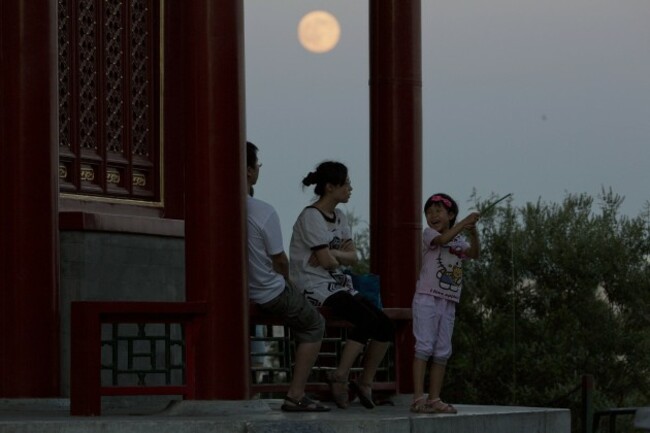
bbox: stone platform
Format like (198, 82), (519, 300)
(0, 397), (570, 433)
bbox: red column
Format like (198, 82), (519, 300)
(0, 0), (60, 396)
(170, 1), (250, 398)
(369, 0), (422, 394)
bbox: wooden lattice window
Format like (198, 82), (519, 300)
(58, 0), (160, 201)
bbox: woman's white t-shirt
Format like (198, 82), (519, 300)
(289, 206), (357, 307)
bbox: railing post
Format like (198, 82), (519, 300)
(582, 374), (594, 433)
(70, 303), (102, 416)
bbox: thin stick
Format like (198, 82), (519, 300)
(482, 193), (512, 213)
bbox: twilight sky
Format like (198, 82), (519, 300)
(244, 0), (650, 246)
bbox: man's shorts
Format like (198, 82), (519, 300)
(258, 283), (325, 343)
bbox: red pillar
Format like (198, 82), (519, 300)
(0, 0), (60, 396)
(171, 1), (250, 398)
(369, 0), (422, 394)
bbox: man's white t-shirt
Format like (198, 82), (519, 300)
(247, 196), (286, 304)
(289, 206), (357, 307)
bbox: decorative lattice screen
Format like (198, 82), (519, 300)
(58, 0), (160, 201)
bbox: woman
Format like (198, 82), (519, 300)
(289, 161), (394, 409)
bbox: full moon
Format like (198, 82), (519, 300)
(298, 10), (341, 54)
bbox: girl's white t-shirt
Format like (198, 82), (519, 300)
(415, 227), (470, 303)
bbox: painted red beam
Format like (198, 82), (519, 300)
(369, 0), (422, 395)
(0, 0), (60, 397)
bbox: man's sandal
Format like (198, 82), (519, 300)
(281, 395), (330, 412)
(349, 380), (375, 409)
(325, 371), (349, 409)
(427, 398), (457, 414)
(410, 396), (437, 414)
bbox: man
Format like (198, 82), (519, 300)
(246, 141), (329, 412)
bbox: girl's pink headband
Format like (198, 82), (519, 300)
(429, 195), (452, 209)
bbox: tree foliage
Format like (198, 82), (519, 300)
(345, 210), (371, 274)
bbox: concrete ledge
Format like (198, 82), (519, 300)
(60, 212), (184, 237)
(0, 398), (571, 433)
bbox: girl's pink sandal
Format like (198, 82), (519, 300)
(428, 398), (457, 414)
(410, 396), (437, 413)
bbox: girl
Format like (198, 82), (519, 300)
(289, 161), (394, 410)
(410, 193), (480, 413)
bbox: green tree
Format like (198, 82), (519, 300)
(345, 210), (370, 274)
(446, 190), (650, 433)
